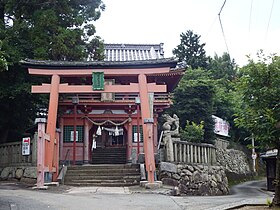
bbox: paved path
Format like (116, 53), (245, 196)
(0, 179), (274, 210)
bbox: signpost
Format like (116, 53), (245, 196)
(22, 137), (31, 155)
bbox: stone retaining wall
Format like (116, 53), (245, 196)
(159, 162), (229, 196)
(0, 166), (37, 184)
(216, 148), (251, 174)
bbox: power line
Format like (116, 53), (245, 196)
(249, 0), (253, 34)
(218, 0), (230, 55)
(248, 0), (254, 56)
(265, 0), (275, 41)
(205, 16), (218, 39)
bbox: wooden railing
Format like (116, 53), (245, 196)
(0, 136), (37, 167)
(60, 93), (170, 103)
(172, 140), (217, 165)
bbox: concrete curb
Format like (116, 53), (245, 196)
(225, 203), (267, 210)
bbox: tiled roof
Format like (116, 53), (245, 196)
(21, 58), (177, 69)
(104, 43), (164, 61)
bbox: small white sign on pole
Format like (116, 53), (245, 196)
(252, 152), (257, 160)
(22, 137), (31, 155)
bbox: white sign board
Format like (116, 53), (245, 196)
(252, 153), (257, 160)
(22, 137), (30, 155)
(212, 115), (230, 137)
(133, 133), (142, 142)
(70, 131), (78, 142)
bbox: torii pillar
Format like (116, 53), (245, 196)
(45, 74), (60, 177)
(138, 74), (156, 184)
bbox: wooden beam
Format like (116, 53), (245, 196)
(28, 67), (170, 76)
(31, 83), (166, 93)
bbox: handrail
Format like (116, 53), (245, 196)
(172, 140), (216, 148)
(63, 149), (71, 166)
(157, 131), (164, 150)
(60, 93), (170, 102)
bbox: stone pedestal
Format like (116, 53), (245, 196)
(140, 181), (163, 189)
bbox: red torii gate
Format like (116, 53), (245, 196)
(27, 64), (174, 185)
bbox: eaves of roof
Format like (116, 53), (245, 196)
(20, 58), (177, 69)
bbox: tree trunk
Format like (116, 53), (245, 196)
(273, 146), (280, 206)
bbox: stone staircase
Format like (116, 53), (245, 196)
(64, 164), (140, 187)
(92, 147), (126, 164)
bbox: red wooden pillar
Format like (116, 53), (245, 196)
(153, 117), (158, 153)
(45, 74), (60, 173)
(127, 122), (132, 162)
(37, 119), (46, 188)
(84, 119), (90, 163)
(138, 74), (155, 183)
(53, 130), (60, 181)
(59, 118), (64, 161)
(73, 104), (77, 165)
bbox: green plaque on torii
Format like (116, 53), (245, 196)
(92, 71), (104, 90)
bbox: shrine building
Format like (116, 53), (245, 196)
(22, 43), (183, 183)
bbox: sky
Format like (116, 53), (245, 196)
(94, 0), (280, 66)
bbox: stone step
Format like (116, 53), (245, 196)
(67, 164), (139, 170)
(93, 149), (126, 152)
(67, 178), (139, 183)
(66, 170), (140, 176)
(91, 157), (126, 160)
(91, 161), (126, 164)
(67, 168), (139, 172)
(65, 174), (140, 180)
(92, 153), (126, 156)
(92, 147), (127, 164)
(68, 181), (138, 187)
(65, 178), (140, 184)
(91, 159), (126, 164)
(93, 148), (126, 152)
(64, 164), (140, 187)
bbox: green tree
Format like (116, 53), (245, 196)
(170, 69), (215, 143)
(208, 52), (237, 81)
(234, 54), (280, 205)
(0, 0), (105, 142)
(180, 121), (204, 143)
(208, 52), (242, 140)
(173, 30), (208, 69)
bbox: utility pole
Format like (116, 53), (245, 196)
(252, 134), (257, 173)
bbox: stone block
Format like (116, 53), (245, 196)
(161, 178), (178, 186)
(15, 168), (24, 179)
(140, 181), (163, 189)
(182, 169), (192, 176)
(160, 162), (177, 173)
(1, 167), (12, 180)
(21, 177), (36, 185)
(131, 148), (137, 164)
(171, 173), (180, 180)
(170, 186), (180, 196)
(23, 167), (37, 179)
(201, 174), (208, 182)
(137, 153), (145, 164)
(198, 184), (210, 196)
(215, 173), (222, 183)
(192, 171), (202, 183)
(187, 165), (194, 172)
